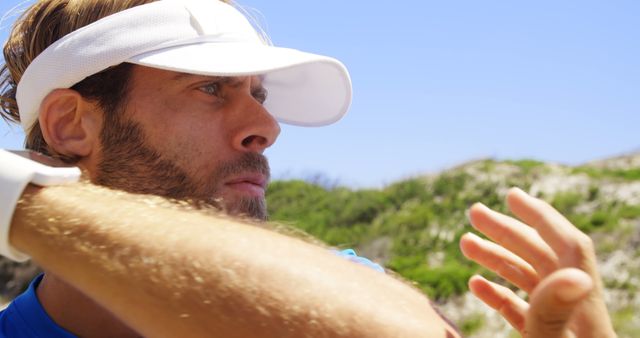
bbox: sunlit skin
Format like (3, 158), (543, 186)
(17, 67), (615, 338)
(105, 67), (281, 212)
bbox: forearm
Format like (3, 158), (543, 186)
(10, 183), (457, 338)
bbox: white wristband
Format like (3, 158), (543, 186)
(0, 149), (81, 262)
(0, 151), (34, 262)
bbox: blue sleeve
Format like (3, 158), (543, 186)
(333, 249), (385, 273)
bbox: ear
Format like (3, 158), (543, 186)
(38, 89), (101, 158)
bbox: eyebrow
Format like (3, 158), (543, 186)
(171, 73), (266, 96)
(171, 73), (244, 87)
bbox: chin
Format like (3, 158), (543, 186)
(219, 195), (268, 221)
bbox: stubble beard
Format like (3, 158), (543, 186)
(95, 112), (270, 221)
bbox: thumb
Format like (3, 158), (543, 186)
(525, 268), (593, 338)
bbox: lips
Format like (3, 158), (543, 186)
(224, 173), (268, 196)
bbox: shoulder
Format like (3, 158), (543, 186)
(0, 275), (75, 338)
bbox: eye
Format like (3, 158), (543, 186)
(198, 82), (221, 96)
(252, 87), (268, 104)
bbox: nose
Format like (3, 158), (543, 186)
(231, 95), (281, 154)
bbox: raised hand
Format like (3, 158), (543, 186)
(460, 187), (616, 338)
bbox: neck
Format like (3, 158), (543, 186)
(37, 272), (142, 338)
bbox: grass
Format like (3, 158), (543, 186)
(459, 313), (485, 336)
(612, 306), (640, 338)
(573, 167), (640, 181)
(504, 159), (546, 172)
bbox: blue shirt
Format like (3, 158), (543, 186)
(0, 249), (382, 337)
(0, 274), (75, 338)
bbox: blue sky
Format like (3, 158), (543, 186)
(1, 0), (638, 187)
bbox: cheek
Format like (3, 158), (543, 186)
(128, 93), (232, 175)
(152, 118), (231, 177)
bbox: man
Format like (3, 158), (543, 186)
(0, 0), (616, 337)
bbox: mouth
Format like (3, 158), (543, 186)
(224, 173), (268, 197)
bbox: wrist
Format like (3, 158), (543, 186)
(8, 184), (44, 254)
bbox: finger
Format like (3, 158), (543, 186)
(468, 275), (529, 332)
(526, 268), (593, 338)
(468, 203), (559, 276)
(506, 188), (597, 271)
(460, 232), (540, 293)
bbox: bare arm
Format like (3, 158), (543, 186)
(10, 182), (458, 338)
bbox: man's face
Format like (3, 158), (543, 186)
(95, 66), (281, 220)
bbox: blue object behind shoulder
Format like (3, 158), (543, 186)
(334, 249), (385, 273)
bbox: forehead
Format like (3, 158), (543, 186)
(129, 65), (263, 87)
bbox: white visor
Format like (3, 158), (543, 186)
(16, 0), (352, 132)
